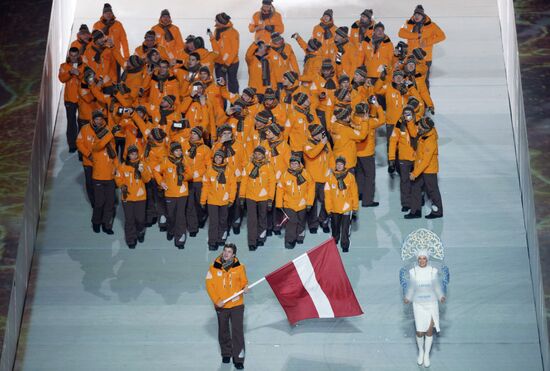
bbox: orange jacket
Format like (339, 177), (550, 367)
(240, 160), (276, 201)
(309, 74), (337, 115)
(398, 16), (446, 62)
(122, 66), (149, 101)
(181, 98), (212, 136)
(144, 140), (168, 173)
(76, 124), (96, 167)
(311, 22), (337, 60)
(82, 42), (125, 87)
(153, 156), (193, 197)
(260, 137), (291, 180)
(412, 128), (439, 177)
(93, 18), (130, 58)
(134, 44), (172, 62)
(356, 105), (386, 157)
(295, 35), (323, 82)
(349, 20), (375, 48)
(195, 46), (220, 73)
(287, 106), (320, 152)
(324, 170), (358, 214)
(213, 22), (240, 66)
(78, 82), (103, 122)
(245, 43), (278, 94)
(388, 120), (417, 162)
(334, 41), (362, 79)
(249, 10), (284, 43)
(330, 119), (368, 168)
(183, 141), (212, 182)
(200, 162), (237, 206)
(115, 162), (152, 201)
(91, 129), (118, 180)
(58, 61), (86, 103)
(303, 138), (335, 183)
(206, 256), (248, 309)
(363, 35), (394, 78)
(270, 43), (300, 82)
(375, 81), (407, 126)
(151, 22), (184, 60)
(276, 166), (315, 211)
(148, 73), (180, 106)
(212, 140), (248, 182)
(71, 38), (89, 55)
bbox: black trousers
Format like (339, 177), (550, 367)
(410, 173), (443, 215)
(208, 204), (229, 246)
(216, 305), (245, 363)
(284, 208), (306, 244)
(215, 62), (240, 94)
(267, 191), (283, 232)
(165, 196), (188, 242)
(307, 182), (328, 229)
(83, 165), (94, 206)
(92, 179), (116, 227)
(187, 182), (205, 233)
(356, 156), (376, 206)
(122, 200), (146, 246)
(115, 137), (125, 162)
(331, 212), (352, 250)
(64, 101), (79, 151)
(398, 160), (414, 208)
(246, 199), (268, 246)
(146, 181), (167, 226)
(425, 61), (433, 90)
(228, 182), (243, 229)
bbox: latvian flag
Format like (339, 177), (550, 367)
(266, 238), (363, 324)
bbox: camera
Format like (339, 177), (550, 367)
(207, 28), (211, 34)
(172, 121), (184, 129)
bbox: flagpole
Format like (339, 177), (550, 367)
(222, 277), (267, 304)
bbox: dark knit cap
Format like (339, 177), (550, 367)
(420, 116), (434, 129)
(129, 55), (144, 68)
(283, 71), (298, 84)
(127, 145), (139, 154)
(393, 70), (405, 78)
(293, 92), (308, 105)
(266, 122), (282, 135)
(242, 87), (257, 98)
(191, 126), (203, 138)
(103, 3), (112, 13)
(151, 128), (166, 141)
(307, 38), (322, 51)
(414, 4), (425, 16)
(160, 9), (170, 17)
(334, 106), (352, 120)
(92, 30), (104, 42)
(289, 155), (301, 163)
(271, 32), (283, 44)
(135, 105), (147, 115)
(412, 48), (427, 60)
(262, 0), (273, 4)
(255, 110), (272, 124)
(354, 103), (369, 115)
(162, 95), (176, 106)
(335, 87), (350, 101)
(407, 96), (420, 108)
(216, 12), (231, 25)
(355, 66), (368, 78)
(264, 88), (276, 100)
(254, 146), (266, 155)
(170, 141), (182, 152)
(338, 75), (350, 84)
(402, 105), (415, 115)
(185, 35), (196, 43)
(323, 9), (333, 18)
(374, 22), (385, 30)
(335, 27), (349, 39)
(92, 110), (104, 120)
(218, 123), (232, 135)
(79, 24), (90, 34)
(193, 36), (205, 49)
(335, 156), (346, 165)
(321, 59), (333, 70)
(214, 149), (226, 159)
(361, 9), (373, 18)
(145, 30), (156, 40)
(308, 124), (325, 137)
(406, 56), (417, 65)
(199, 66), (211, 75)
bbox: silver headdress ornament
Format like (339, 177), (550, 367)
(401, 228), (444, 261)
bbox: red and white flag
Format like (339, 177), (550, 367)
(265, 238), (363, 324)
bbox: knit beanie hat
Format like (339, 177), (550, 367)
(216, 12), (231, 25)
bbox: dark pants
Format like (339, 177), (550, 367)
(356, 156), (376, 206)
(122, 200), (146, 246)
(228, 182), (243, 229)
(331, 212), (352, 250)
(146, 181), (166, 226)
(165, 196), (188, 243)
(425, 61), (433, 90)
(115, 137), (125, 162)
(92, 179), (116, 227)
(208, 204), (229, 246)
(398, 160), (414, 208)
(284, 208), (306, 244)
(307, 182), (328, 229)
(187, 182), (205, 233)
(411, 173), (443, 215)
(215, 62), (240, 94)
(216, 305), (245, 363)
(64, 101), (79, 151)
(267, 191), (282, 232)
(246, 199), (268, 246)
(385, 124), (394, 150)
(83, 165), (94, 206)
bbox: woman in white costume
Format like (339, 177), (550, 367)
(400, 229), (450, 368)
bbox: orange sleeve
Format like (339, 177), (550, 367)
(398, 23), (418, 40)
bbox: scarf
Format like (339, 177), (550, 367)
(334, 169), (348, 190)
(273, 44), (288, 60)
(249, 158), (268, 179)
(144, 139), (159, 158)
(154, 73), (169, 93)
(283, 86), (298, 104)
(309, 137), (329, 153)
(372, 35), (384, 54)
(336, 38), (348, 54)
(168, 154), (185, 186)
(222, 140), (236, 157)
(320, 21), (333, 40)
(215, 26), (230, 41)
(101, 17), (115, 36)
(77, 39), (88, 55)
(188, 141), (202, 159)
(268, 137), (283, 156)
(412, 20), (424, 33)
(260, 10), (273, 20)
(288, 167), (306, 185)
(294, 104), (315, 123)
(121, 65), (144, 82)
(160, 23), (174, 42)
(257, 54), (271, 86)
(94, 125), (117, 159)
(304, 51), (316, 65)
(221, 257), (235, 271)
(91, 45), (104, 64)
(322, 69), (337, 89)
(212, 162), (227, 184)
(126, 158), (142, 180)
(159, 109), (173, 126)
(358, 20), (372, 42)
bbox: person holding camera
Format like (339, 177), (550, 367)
(269, 32), (299, 91)
(205, 243), (249, 370)
(303, 124), (335, 234)
(287, 92), (320, 156)
(308, 59), (337, 129)
(59, 47), (87, 153)
(311, 9), (338, 60)
(148, 59), (180, 107)
(330, 106), (368, 171)
(212, 13), (240, 94)
(349, 9), (376, 49)
(151, 9), (184, 63)
(71, 24), (91, 55)
(115, 145), (151, 249)
(93, 3), (129, 61)
(249, 0), (284, 44)
(142, 128), (169, 230)
(134, 30), (172, 64)
(324, 156), (358, 252)
(290, 34), (323, 83)
(363, 22), (394, 81)
(388, 105), (417, 212)
(245, 40), (277, 102)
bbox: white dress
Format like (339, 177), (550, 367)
(406, 266), (443, 332)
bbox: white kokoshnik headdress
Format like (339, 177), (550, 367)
(401, 228), (444, 261)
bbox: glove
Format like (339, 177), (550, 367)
(380, 66), (387, 81)
(264, 25), (275, 32)
(388, 160), (396, 174)
(428, 107), (435, 115)
(335, 52), (342, 65)
(111, 125), (122, 135)
(306, 205), (312, 212)
(267, 199), (273, 211)
(291, 33), (299, 39)
(228, 201), (234, 208)
(120, 185), (129, 199)
(352, 210), (358, 218)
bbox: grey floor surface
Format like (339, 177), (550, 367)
(14, 0), (545, 370)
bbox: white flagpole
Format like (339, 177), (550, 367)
(222, 277), (267, 304)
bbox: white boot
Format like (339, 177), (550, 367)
(424, 335), (433, 367)
(416, 336), (424, 365)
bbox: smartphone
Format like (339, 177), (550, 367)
(207, 28), (211, 34)
(72, 63), (78, 69)
(173, 122), (183, 129)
